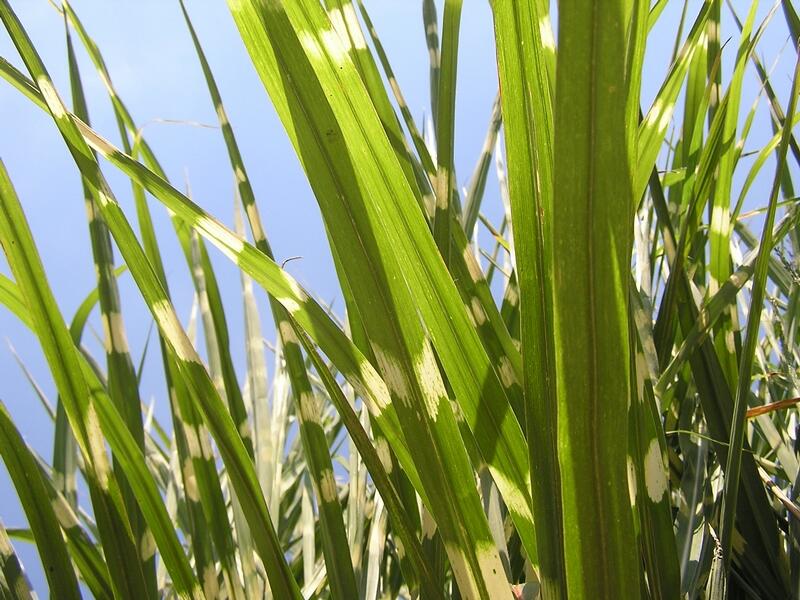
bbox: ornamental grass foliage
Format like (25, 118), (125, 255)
(0, 0), (798, 598)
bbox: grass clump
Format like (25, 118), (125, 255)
(0, 0), (798, 598)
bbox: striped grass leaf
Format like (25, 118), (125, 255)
(356, 0), (437, 181)
(420, 498), (450, 596)
(64, 18), (155, 594)
(462, 92), (502, 236)
(629, 287), (681, 600)
(423, 0), (441, 130)
(669, 22), (718, 240)
(707, 0), (762, 392)
(432, 0), (463, 264)
(706, 0), (723, 125)
(265, 337), (292, 528)
(60, 0), (169, 187)
(551, 0), (640, 596)
(68, 265), (128, 343)
(57, 12), (224, 596)
(478, 468), (510, 577)
(328, 1), (502, 430)
(635, 0), (711, 200)
(299, 474), (315, 588)
(624, 0), (649, 156)
(233, 204), (271, 495)
(322, 0), (425, 198)
(674, 397), (712, 596)
(74, 359), (204, 599)
(226, 5), (532, 597)
(278, 329), (359, 598)
(0, 401), (80, 600)
(185, 220), (255, 598)
(164, 352), (235, 597)
(0, 383), (113, 595)
(653, 87), (729, 364)
(445, 216), (527, 431)
(345, 396), (367, 587)
(188, 232), (254, 460)
(59, 6), (230, 589)
(0, 519), (34, 600)
(61, 0), (182, 298)
(490, 0), (561, 595)
(292, 317), (445, 599)
(3, 394), (112, 597)
(186, 234), (252, 600)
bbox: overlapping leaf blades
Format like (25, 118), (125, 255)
(0, 0), (797, 598)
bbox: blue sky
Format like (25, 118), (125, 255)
(0, 0), (795, 593)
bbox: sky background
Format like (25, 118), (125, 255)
(0, 0), (795, 593)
